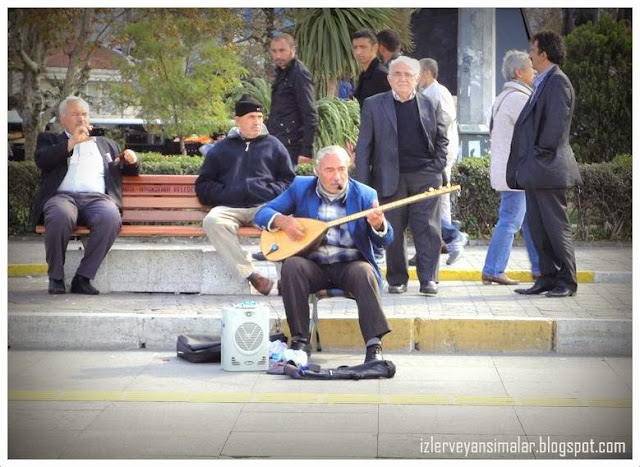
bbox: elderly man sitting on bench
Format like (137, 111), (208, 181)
(32, 95), (140, 295)
(196, 95), (295, 295)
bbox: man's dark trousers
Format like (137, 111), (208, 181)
(280, 257), (391, 343)
(383, 170), (442, 287)
(525, 188), (577, 292)
(43, 192), (121, 281)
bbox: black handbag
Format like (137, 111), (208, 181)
(176, 333), (288, 364)
(176, 334), (221, 363)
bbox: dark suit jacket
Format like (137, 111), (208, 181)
(506, 65), (582, 190)
(30, 132), (140, 229)
(254, 176), (394, 287)
(354, 91), (448, 198)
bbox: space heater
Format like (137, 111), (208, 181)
(221, 301), (269, 371)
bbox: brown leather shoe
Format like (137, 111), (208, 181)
(248, 272), (273, 296)
(482, 273), (520, 286)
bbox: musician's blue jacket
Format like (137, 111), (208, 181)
(254, 176), (394, 285)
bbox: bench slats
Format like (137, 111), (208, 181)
(122, 210), (207, 223)
(122, 175), (198, 184)
(122, 175), (198, 197)
(120, 225), (206, 236)
(35, 175), (263, 239)
(36, 223), (262, 237)
(123, 196), (207, 209)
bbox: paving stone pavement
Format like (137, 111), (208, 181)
(6, 238), (633, 355)
(6, 350), (633, 460)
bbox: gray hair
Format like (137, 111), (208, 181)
(389, 55), (421, 77)
(419, 58), (439, 80)
(501, 50), (530, 81)
(59, 95), (90, 117)
(315, 145), (351, 167)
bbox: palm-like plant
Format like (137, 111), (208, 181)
(294, 8), (413, 98)
(314, 98), (360, 155)
(234, 77), (272, 116)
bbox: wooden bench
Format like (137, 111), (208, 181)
(35, 174), (262, 238)
(35, 174), (269, 294)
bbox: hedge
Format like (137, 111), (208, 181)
(9, 154), (631, 241)
(450, 155), (632, 240)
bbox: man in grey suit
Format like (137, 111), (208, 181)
(32, 96), (140, 295)
(506, 31), (582, 298)
(355, 56), (448, 295)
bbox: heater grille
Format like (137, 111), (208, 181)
(234, 322), (265, 352)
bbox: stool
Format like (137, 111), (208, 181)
(308, 288), (355, 351)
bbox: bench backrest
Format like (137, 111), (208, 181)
(36, 174), (262, 237)
(121, 174), (207, 224)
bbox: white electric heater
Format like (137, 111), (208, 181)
(221, 301), (269, 371)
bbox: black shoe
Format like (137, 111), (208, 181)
(388, 283), (407, 294)
(546, 286), (575, 298)
(70, 274), (100, 295)
(419, 281), (438, 295)
(408, 254), (417, 267)
(364, 343), (383, 363)
(514, 284), (551, 295)
(290, 339), (311, 357)
(252, 251), (267, 261)
(48, 278), (66, 295)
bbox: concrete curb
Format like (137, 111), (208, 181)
(8, 312), (631, 356)
(9, 263), (629, 284)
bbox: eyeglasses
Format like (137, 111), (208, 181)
(390, 72), (416, 79)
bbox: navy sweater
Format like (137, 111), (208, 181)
(195, 129), (295, 208)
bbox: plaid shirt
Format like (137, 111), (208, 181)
(307, 185), (363, 265)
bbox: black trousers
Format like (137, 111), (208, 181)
(382, 170), (442, 287)
(43, 192), (121, 280)
(280, 257), (391, 344)
(525, 188), (577, 291)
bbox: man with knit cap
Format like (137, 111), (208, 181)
(196, 95), (295, 295)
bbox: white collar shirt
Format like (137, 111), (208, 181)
(57, 133), (106, 193)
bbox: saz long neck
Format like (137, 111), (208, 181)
(325, 185), (461, 229)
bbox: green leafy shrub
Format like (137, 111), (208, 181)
(8, 161), (40, 235)
(8, 155), (630, 240)
(451, 157), (500, 238)
(138, 152), (203, 175)
(296, 162), (315, 176)
(570, 155), (632, 240)
(564, 15), (632, 163)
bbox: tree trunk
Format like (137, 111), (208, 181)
(9, 10), (104, 160)
(263, 8), (276, 78)
(179, 137), (187, 156)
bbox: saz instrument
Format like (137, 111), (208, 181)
(260, 184), (461, 262)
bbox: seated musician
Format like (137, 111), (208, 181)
(254, 145), (394, 363)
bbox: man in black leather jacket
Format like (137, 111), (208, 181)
(267, 33), (318, 168)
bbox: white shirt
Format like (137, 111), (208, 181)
(57, 135), (106, 194)
(421, 80), (459, 166)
